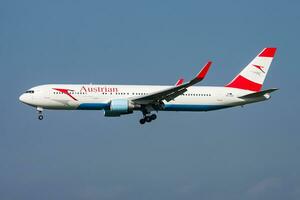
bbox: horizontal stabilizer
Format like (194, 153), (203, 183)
(239, 88), (278, 99)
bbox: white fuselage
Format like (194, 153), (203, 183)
(19, 84), (268, 112)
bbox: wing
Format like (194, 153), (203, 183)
(131, 61), (212, 105)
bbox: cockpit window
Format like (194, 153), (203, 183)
(25, 90), (34, 94)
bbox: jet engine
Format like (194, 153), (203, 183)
(104, 99), (136, 117)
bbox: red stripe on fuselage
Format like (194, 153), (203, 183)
(53, 88), (78, 101)
(226, 75), (262, 91)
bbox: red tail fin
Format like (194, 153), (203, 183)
(226, 48), (276, 91)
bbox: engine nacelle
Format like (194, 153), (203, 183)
(104, 99), (135, 117)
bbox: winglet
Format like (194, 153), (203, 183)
(175, 78), (184, 86)
(196, 61), (212, 80)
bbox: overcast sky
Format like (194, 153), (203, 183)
(1, 0), (300, 200)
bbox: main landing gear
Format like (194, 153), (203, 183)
(37, 107), (44, 120)
(139, 113), (157, 124)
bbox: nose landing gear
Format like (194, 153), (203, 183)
(37, 107), (44, 120)
(38, 115), (44, 120)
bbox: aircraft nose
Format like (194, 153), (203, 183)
(19, 94), (29, 104)
(19, 94), (25, 103)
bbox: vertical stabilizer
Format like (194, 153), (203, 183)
(226, 47), (276, 91)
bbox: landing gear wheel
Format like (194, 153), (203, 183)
(145, 116), (152, 122)
(139, 118), (146, 124)
(38, 115), (44, 120)
(36, 107), (44, 120)
(150, 114), (157, 120)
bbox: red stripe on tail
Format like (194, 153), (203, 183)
(259, 47), (276, 57)
(226, 75), (262, 91)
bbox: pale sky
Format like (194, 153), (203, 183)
(1, 0), (300, 199)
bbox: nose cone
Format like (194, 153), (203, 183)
(19, 94), (31, 105)
(19, 94), (26, 103)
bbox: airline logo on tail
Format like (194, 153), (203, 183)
(252, 64), (265, 74)
(226, 47), (276, 91)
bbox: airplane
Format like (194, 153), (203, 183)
(19, 47), (278, 124)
